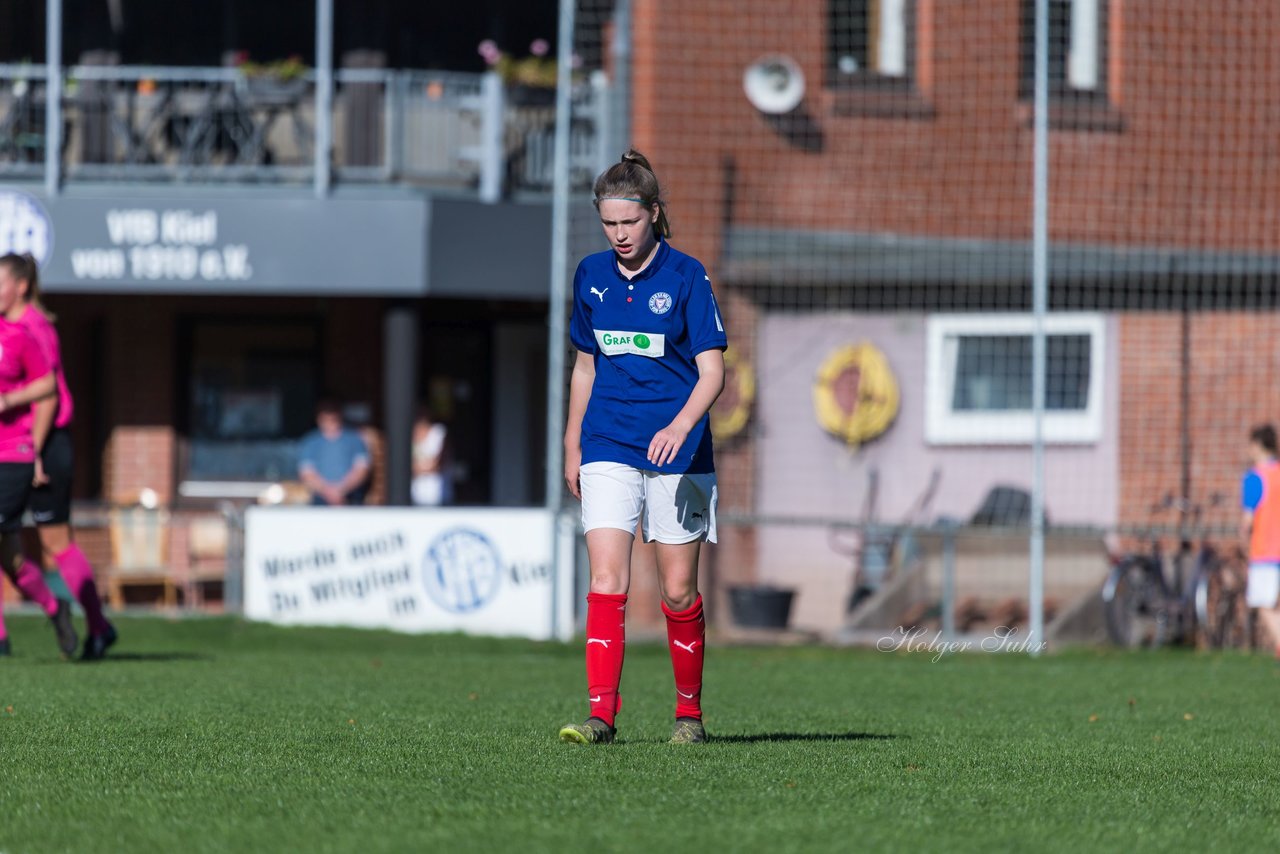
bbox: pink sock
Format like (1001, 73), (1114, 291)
(13, 560), (59, 617)
(663, 594), (706, 720)
(55, 544), (110, 636)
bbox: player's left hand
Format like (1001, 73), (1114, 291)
(648, 422), (690, 467)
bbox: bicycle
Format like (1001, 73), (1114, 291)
(1192, 544), (1253, 650)
(1102, 495), (1243, 648)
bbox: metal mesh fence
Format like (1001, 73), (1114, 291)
(553, 0), (1280, 648)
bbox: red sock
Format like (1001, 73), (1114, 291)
(13, 560), (58, 617)
(584, 592), (627, 727)
(663, 594), (706, 720)
(55, 544), (110, 636)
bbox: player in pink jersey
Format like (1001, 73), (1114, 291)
(0, 254), (76, 659)
(0, 253), (116, 660)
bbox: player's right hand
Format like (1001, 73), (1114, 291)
(564, 448), (582, 500)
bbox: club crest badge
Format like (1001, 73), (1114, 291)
(649, 292), (672, 315)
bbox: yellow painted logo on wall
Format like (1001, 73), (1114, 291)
(710, 346), (755, 441)
(813, 342), (899, 447)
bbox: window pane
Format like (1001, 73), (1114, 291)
(953, 335), (1031, 411)
(878, 0), (907, 77)
(1019, 0), (1105, 98)
(1068, 0), (1100, 90)
(187, 321), (320, 481)
(829, 0), (871, 78)
(1047, 333), (1091, 411)
(828, 0), (910, 82)
(952, 333), (1090, 412)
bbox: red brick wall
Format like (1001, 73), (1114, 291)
(101, 298), (177, 502)
(1120, 311), (1280, 533)
(631, 0), (1280, 256)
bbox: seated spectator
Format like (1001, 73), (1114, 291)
(298, 399), (370, 506)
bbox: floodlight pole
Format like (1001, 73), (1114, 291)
(1029, 0), (1050, 656)
(545, 0), (577, 641)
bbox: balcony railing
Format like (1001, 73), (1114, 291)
(0, 64), (608, 196)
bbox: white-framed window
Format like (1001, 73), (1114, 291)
(1020, 0), (1109, 101)
(828, 0), (914, 86)
(926, 313), (1106, 445)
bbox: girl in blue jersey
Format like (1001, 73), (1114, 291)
(559, 151), (726, 745)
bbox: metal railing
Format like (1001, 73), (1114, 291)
(0, 64), (608, 195)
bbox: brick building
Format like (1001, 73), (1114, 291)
(609, 0), (1280, 630)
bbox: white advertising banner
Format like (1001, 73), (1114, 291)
(244, 507), (575, 641)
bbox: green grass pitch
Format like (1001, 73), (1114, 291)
(2, 615), (1279, 852)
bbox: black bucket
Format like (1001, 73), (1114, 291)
(728, 585), (795, 629)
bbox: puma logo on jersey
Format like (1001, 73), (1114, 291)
(590, 287), (609, 302)
(673, 639), (700, 654)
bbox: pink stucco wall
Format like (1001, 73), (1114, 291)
(753, 313), (1119, 632)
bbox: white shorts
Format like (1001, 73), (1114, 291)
(579, 461), (717, 545)
(1247, 562), (1280, 609)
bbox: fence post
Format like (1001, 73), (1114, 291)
(220, 501), (246, 613)
(546, 0), (578, 640)
(941, 521), (958, 642)
(313, 0), (334, 198)
(383, 72), (397, 181)
(1028, 0), (1050, 656)
(591, 70), (611, 183)
(478, 71), (505, 203)
(44, 0), (62, 194)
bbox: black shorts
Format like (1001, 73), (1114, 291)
(0, 462), (34, 533)
(29, 427), (73, 526)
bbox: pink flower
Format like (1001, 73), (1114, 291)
(530, 39), (550, 57)
(477, 39), (501, 66)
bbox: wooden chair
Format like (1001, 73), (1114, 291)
(105, 504), (176, 609)
(184, 514), (228, 608)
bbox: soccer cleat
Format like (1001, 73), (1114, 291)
(669, 717), (708, 744)
(558, 717), (616, 745)
(0, 638), (10, 657)
(81, 623), (119, 662)
(50, 600), (78, 659)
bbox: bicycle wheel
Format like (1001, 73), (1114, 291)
(1103, 556), (1169, 648)
(1193, 555), (1248, 650)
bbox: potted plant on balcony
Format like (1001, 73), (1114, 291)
(477, 38), (563, 106)
(233, 53), (309, 106)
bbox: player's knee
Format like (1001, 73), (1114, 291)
(588, 558), (629, 594)
(660, 585), (698, 612)
(39, 525), (71, 556)
(589, 572), (628, 596)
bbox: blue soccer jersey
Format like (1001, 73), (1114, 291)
(570, 239), (728, 474)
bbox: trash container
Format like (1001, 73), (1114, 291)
(728, 585), (795, 629)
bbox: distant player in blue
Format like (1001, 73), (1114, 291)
(559, 151), (726, 746)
